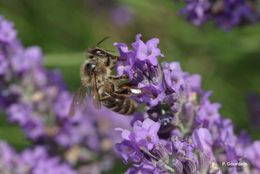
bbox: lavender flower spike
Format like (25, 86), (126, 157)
(0, 141), (77, 174)
(0, 16), (133, 173)
(179, 0), (260, 30)
(114, 34), (260, 174)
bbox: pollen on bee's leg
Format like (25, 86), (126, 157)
(130, 88), (142, 94)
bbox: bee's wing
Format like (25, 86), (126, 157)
(91, 74), (101, 109)
(69, 84), (87, 117)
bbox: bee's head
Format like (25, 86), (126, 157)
(87, 36), (112, 59)
(87, 48), (108, 59)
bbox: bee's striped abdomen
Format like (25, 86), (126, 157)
(102, 95), (136, 115)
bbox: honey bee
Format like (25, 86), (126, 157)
(69, 38), (141, 116)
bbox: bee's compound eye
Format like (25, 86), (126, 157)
(85, 63), (96, 72)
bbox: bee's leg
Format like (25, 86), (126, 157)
(100, 95), (110, 101)
(103, 82), (129, 99)
(103, 81), (115, 93)
(115, 86), (131, 95)
(110, 91), (129, 98)
(100, 89), (126, 101)
(108, 55), (119, 69)
(104, 84), (129, 98)
(108, 74), (128, 81)
(118, 83), (134, 89)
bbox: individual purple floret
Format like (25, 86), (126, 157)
(179, 0), (260, 30)
(116, 118), (160, 151)
(114, 34), (260, 173)
(196, 91), (221, 128)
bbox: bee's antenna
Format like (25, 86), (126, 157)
(96, 36), (110, 47)
(105, 49), (115, 53)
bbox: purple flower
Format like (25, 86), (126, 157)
(179, 0), (259, 30)
(132, 119), (160, 150)
(114, 34), (163, 79)
(0, 141), (18, 170)
(24, 115), (45, 139)
(24, 46), (43, 68)
(167, 136), (199, 173)
(21, 147), (77, 174)
(31, 67), (48, 88)
(0, 16), (134, 173)
(10, 49), (31, 74)
(115, 140), (143, 163)
(55, 105), (97, 147)
(196, 92), (221, 128)
(132, 34), (163, 66)
(0, 84), (20, 108)
(114, 34), (260, 173)
(216, 118), (237, 147)
(115, 34), (165, 106)
(0, 16), (17, 43)
(192, 128), (213, 159)
(54, 91), (72, 119)
(117, 118), (160, 150)
(245, 141), (260, 169)
(8, 103), (45, 139)
(0, 54), (8, 75)
(184, 74), (202, 93)
(0, 141), (77, 174)
(125, 160), (169, 174)
(114, 43), (135, 81)
(0, 141), (30, 173)
(2, 15), (260, 173)
(246, 92), (260, 128)
(214, 0), (258, 30)
(162, 62), (185, 93)
(8, 103), (32, 125)
(110, 5), (134, 27)
(116, 119), (199, 173)
(180, 0), (211, 26)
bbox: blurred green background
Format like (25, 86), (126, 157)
(0, 0), (260, 172)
